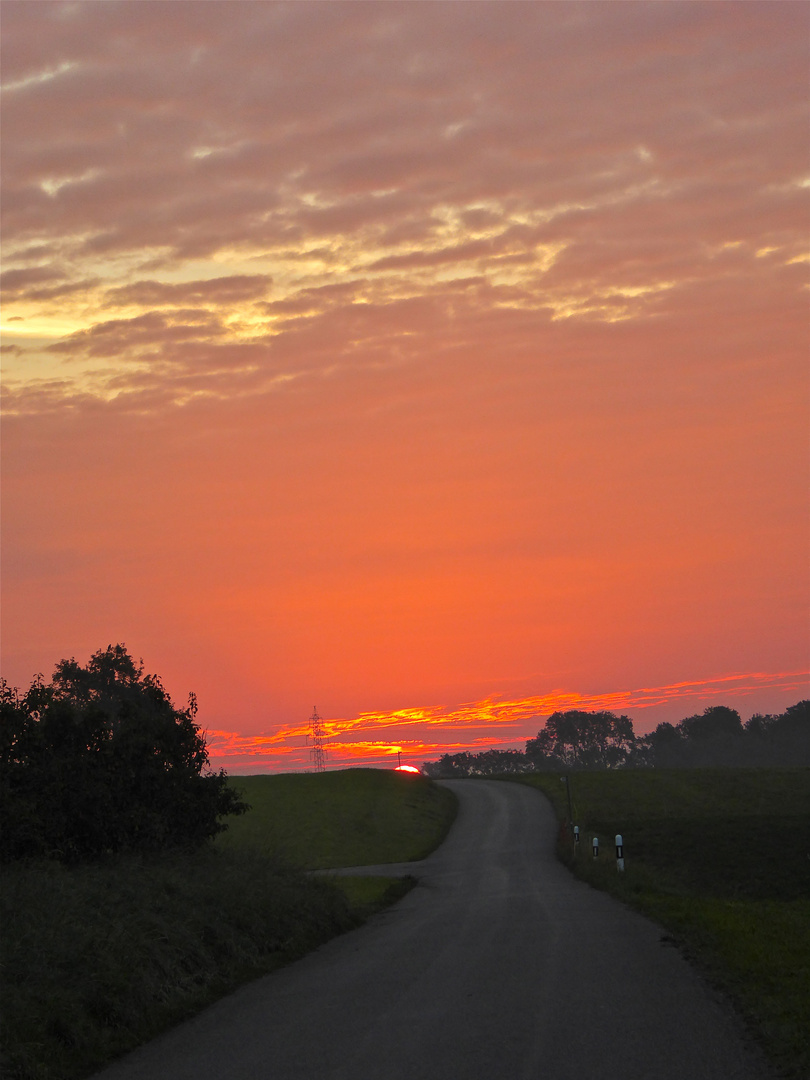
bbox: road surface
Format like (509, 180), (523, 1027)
(92, 779), (772, 1080)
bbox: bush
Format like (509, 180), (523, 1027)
(0, 645), (247, 862)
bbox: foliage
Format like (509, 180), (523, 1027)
(511, 768), (810, 1078)
(0, 645), (247, 862)
(422, 710), (637, 776)
(525, 709), (635, 769)
(638, 701), (810, 768)
(680, 704), (743, 741)
(421, 748), (533, 779)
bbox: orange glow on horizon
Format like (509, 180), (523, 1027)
(204, 669), (807, 773)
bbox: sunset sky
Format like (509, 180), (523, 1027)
(2, 1), (807, 772)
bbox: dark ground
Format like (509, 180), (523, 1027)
(91, 779), (774, 1080)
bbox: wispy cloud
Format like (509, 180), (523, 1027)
(2, 2), (806, 408)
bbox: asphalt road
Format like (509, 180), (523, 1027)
(92, 779), (773, 1080)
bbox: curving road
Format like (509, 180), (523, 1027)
(93, 780), (773, 1080)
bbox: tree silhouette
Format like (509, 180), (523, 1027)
(422, 748), (532, 778)
(679, 705), (743, 742)
(0, 645), (247, 862)
(525, 710), (635, 769)
(639, 702), (809, 767)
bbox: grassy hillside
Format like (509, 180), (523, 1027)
(1, 769), (457, 1080)
(511, 769), (810, 1078)
(216, 767), (458, 868)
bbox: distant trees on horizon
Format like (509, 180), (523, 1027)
(421, 701), (810, 778)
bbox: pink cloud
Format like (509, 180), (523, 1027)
(1, 265), (66, 292)
(104, 275), (272, 308)
(3, 3), (806, 273)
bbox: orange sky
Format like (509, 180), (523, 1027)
(2, 1), (808, 771)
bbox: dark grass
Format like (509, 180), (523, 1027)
(1, 769), (456, 1080)
(331, 874), (419, 920)
(1, 848), (355, 1080)
(509, 769), (810, 1078)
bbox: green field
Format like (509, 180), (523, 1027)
(216, 767), (458, 868)
(1, 768), (457, 1080)
(511, 769), (810, 1078)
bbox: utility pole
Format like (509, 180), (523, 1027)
(307, 707), (327, 772)
(561, 774), (574, 825)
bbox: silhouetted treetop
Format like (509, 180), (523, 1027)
(0, 645), (247, 862)
(422, 700), (809, 775)
(679, 705), (743, 741)
(526, 710), (635, 769)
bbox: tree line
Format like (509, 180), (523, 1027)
(0, 645), (248, 862)
(421, 701), (810, 778)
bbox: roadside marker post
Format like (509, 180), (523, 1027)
(592, 836), (599, 859)
(615, 833), (625, 872)
(574, 825), (580, 851)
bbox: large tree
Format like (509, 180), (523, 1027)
(0, 645), (247, 862)
(525, 710), (635, 769)
(679, 705), (743, 742)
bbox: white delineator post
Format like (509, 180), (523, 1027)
(574, 825), (580, 848)
(615, 833), (625, 872)
(592, 835), (599, 859)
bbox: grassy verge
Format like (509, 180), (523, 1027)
(0, 848), (355, 1080)
(331, 874), (419, 920)
(1, 769), (456, 1080)
(510, 769), (810, 1078)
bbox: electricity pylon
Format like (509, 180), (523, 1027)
(308, 706), (327, 771)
